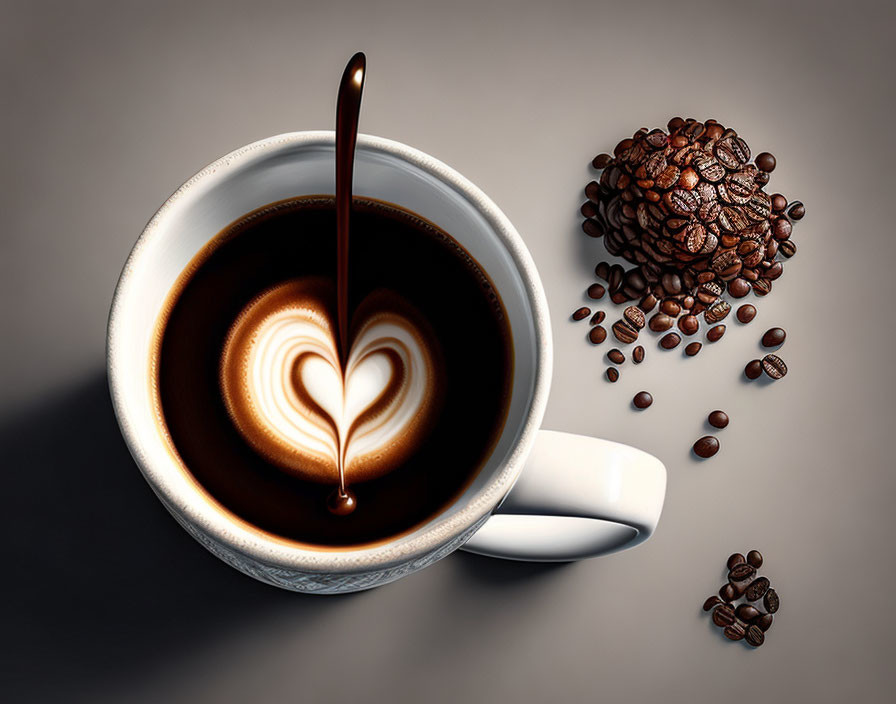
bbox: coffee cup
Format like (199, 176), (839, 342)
(108, 131), (666, 593)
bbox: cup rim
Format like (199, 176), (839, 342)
(107, 130), (552, 573)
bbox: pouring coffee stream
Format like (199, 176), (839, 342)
(328, 52), (366, 516)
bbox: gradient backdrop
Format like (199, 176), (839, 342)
(2, 1), (894, 702)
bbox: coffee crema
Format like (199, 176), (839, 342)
(152, 196), (513, 546)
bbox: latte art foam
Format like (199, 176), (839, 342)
(220, 280), (442, 486)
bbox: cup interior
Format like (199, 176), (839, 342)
(108, 132), (551, 571)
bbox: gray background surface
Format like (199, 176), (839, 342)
(3, 0), (895, 701)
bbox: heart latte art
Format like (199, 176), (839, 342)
(221, 281), (442, 487)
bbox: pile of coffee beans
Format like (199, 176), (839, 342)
(576, 117), (804, 354)
(702, 550), (779, 648)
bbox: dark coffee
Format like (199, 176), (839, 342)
(152, 196), (513, 546)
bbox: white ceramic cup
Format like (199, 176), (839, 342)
(108, 132), (666, 594)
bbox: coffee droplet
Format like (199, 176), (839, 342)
(327, 487), (358, 516)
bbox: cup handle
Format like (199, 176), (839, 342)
(460, 430), (667, 561)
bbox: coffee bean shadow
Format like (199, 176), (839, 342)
(738, 371), (777, 388)
(449, 549), (573, 588)
(0, 372), (352, 701)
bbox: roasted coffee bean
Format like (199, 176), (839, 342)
(771, 193), (787, 212)
(678, 315), (699, 336)
(729, 563), (756, 581)
(639, 293), (659, 312)
(709, 410), (729, 428)
(612, 319), (640, 344)
(632, 345), (645, 364)
(608, 348), (625, 364)
(745, 577), (770, 602)
(707, 324), (726, 342)
(661, 272), (683, 295)
(754, 613), (773, 632)
(713, 603), (736, 626)
(667, 116), (686, 132)
(787, 201), (805, 220)
(589, 325), (607, 344)
(755, 152), (776, 173)
(585, 180), (602, 202)
(772, 217), (792, 241)
(736, 604), (761, 622)
(649, 313), (674, 332)
(765, 261), (784, 280)
(608, 264), (625, 293)
(693, 435), (720, 458)
(664, 188), (699, 216)
(755, 170), (770, 186)
(592, 153), (613, 169)
(624, 305), (646, 330)
(727, 553), (746, 569)
(624, 270), (648, 297)
(711, 249), (743, 280)
(736, 304), (757, 323)
(724, 623), (746, 641)
(581, 201), (599, 219)
(582, 219), (604, 238)
(606, 367), (619, 383)
(590, 310), (606, 325)
(660, 332), (681, 349)
(678, 167), (699, 190)
(613, 138), (633, 157)
(610, 291), (629, 305)
(764, 588), (780, 614)
(745, 624), (765, 647)
(661, 299), (682, 316)
(747, 549), (763, 568)
(704, 300), (731, 324)
(698, 281), (723, 305)
(752, 278), (772, 296)
(703, 595), (723, 612)
(727, 277), (751, 298)
(595, 261), (611, 281)
(761, 327), (786, 347)
(761, 354), (787, 379)
(633, 391), (653, 409)
(745, 359), (763, 379)
(780, 240), (797, 258)
(587, 283), (606, 299)
(572, 307), (591, 321)
(685, 341), (702, 356)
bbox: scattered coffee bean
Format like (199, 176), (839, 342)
(703, 595), (723, 612)
(649, 313), (674, 332)
(639, 293), (659, 312)
(606, 367), (619, 382)
(727, 277), (751, 298)
(754, 613), (773, 632)
(581, 201), (598, 218)
(745, 576), (770, 602)
(719, 582), (738, 602)
(764, 588), (779, 614)
(787, 201), (805, 220)
(678, 314), (699, 335)
(707, 324), (726, 342)
(747, 550), (763, 568)
(595, 261), (610, 281)
(755, 152), (776, 172)
(745, 624), (765, 647)
(582, 220), (604, 237)
(610, 291), (629, 305)
(729, 563), (756, 581)
(727, 553), (746, 570)
(704, 300), (731, 324)
(736, 304), (757, 323)
(592, 153), (613, 169)
(685, 341), (702, 356)
(724, 623), (746, 641)
(660, 332), (681, 349)
(623, 305), (646, 330)
(590, 310), (606, 325)
(761, 354), (787, 379)
(633, 345), (645, 364)
(708, 410), (729, 429)
(660, 299), (682, 316)
(589, 326), (607, 344)
(588, 283), (606, 299)
(761, 327), (786, 347)
(633, 391), (653, 409)
(573, 307), (591, 321)
(779, 240), (797, 258)
(608, 348), (625, 364)
(693, 435), (720, 458)
(612, 319), (639, 344)
(736, 604), (761, 622)
(608, 264), (624, 293)
(770, 193), (788, 212)
(744, 359), (763, 379)
(713, 604), (736, 626)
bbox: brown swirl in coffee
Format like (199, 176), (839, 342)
(221, 280), (442, 492)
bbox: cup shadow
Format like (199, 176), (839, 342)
(451, 550), (573, 588)
(0, 372), (346, 699)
